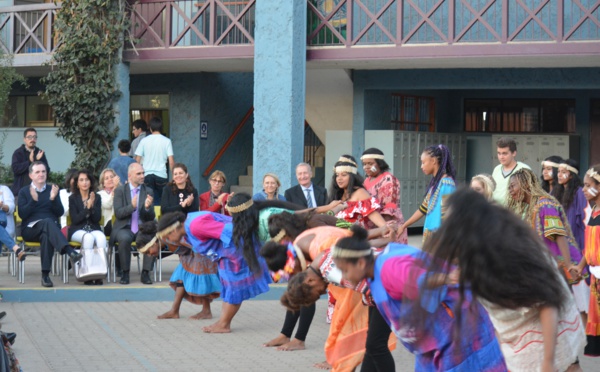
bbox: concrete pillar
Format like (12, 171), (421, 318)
(113, 61), (130, 158)
(253, 0), (307, 194)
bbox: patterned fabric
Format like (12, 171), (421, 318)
(420, 177), (455, 243)
(185, 211), (272, 305)
(335, 197), (380, 228)
(585, 207), (600, 356)
(480, 259), (586, 370)
(258, 207), (292, 244)
(370, 244), (506, 372)
(529, 196), (586, 284)
(364, 171), (408, 244)
(162, 239), (221, 304)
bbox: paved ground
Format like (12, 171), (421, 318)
(1, 235), (598, 371)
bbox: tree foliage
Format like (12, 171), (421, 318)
(42, 0), (128, 174)
(0, 52), (26, 122)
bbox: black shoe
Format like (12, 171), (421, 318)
(117, 269), (123, 277)
(4, 332), (16, 345)
(0, 311), (6, 321)
(41, 276), (53, 288)
(94, 279), (103, 286)
(120, 272), (130, 285)
(15, 248), (26, 262)
(84, 280), (94, 286)
(140, 270), (152, 285)
(69, 251), (83, 264)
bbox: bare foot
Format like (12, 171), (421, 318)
(202, 322), (231, 333)
(313, 361), (331, 370)
(277, 338), (305, 351)
(263, 334), (290, 347)
(157, 310), (179, 319)
(189, 311), (212, 320)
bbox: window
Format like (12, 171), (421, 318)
(391, 94), (435, 132)
(1, 95), (55, 127)
(130, 94), (170, 135)
(464, 99), (576, 133)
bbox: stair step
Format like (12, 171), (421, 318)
(247, 166), (253, 177)
(230, 185), (253, 195)
(238, 175), (253, 186)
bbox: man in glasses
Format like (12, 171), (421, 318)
(11, 128), (50, 196)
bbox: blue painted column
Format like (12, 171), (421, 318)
(253, 0), (307, 194)
(113, 61), (130, 158)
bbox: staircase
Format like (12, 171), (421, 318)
(230, 165), (254, 195)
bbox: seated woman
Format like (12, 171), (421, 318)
(59, 168), (79, 231)
(97, 168), (120, 236)
(253, 173), (286, 201)
(361, 148), (408, 243)
(327, 225), (507, 371)
(161, 163), (199, 215)
(67, 169), (106, 285)
(0, 183), (24, 262)
(316, 156), (389, 231)
(136, 212), (221, 320)
(199, 170), (229, 215)
(426, 189), (585, 371)
(470, 173), (496, 201)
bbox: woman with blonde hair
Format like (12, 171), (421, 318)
(97, 168), (121, 236)
(253, 173), (286, 201)
(470, 173), (496, 201)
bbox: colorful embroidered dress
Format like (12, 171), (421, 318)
(161, 238), (221, 304)
(585, 206), (600, 356)
(364, 171), (408, 244)
(335, 196), (380, 228)
(185, 211), (272, 305)
(420, 177), (455, 242)
(316, 247), (396, 372)
(369, 244), (507, 372)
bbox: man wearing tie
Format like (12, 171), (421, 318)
(110, 163), (155, 285)
(284, 163), (328, 208)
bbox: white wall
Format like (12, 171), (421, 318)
(0, 128), (76, 173)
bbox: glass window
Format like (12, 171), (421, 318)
(391, 94), (435, 132)
(1, 95), (54, 127)
(464, 99), (575, 133)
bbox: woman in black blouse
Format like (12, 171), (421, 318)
(68, 169), (105, 285)
(161, 163), (199, 216)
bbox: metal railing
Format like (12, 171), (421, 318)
(307, 0), (600, 46)
(0, 3), (60, 55)
(127, 0), (255, 50)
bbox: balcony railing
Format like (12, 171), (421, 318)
(0, 3), (59, 55)
(127, 0), (255, 50)
(307, 0), (600, 47)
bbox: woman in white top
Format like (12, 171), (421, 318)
(97, 168), (121, 236)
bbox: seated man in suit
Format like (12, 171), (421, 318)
(110, 162), (156, 285)
(18, 161), (82, 287)
(284, 162), (328, 208)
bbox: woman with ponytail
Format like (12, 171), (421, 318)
(398, 144), (456, 242)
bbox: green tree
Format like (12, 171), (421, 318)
(0, 52), (26, 123)
(42, 0), (128, 174)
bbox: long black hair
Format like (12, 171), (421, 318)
(423, 144), (456, 195)
(424, 188), (566, 313)
(541, 155), (563, 195)
(71, 169), (97, 194)
(555, 159), (583, 211)
(329, 155), (365, 201)
(228, 193), (303, 274)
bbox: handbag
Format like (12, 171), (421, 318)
(74, 245), (108, 282)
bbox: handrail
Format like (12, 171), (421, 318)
(202, 106), (254, 177)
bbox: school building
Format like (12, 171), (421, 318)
(1, 0), (599, 195)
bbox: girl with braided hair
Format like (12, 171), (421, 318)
(555, 159), (589, 256)
(136, 213), (220, 320)
(507, 169), (587, 291)
(399, 144), (456, 242)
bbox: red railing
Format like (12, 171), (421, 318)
(127, 0), (255, 50)
(0, 3), (60, 55)
(203, 106), (254, 177)
(307, 0), (600, 46)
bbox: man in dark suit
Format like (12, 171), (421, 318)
(284, 163), (328, 208)
(110, 162), (155, 285)
(18, 161), (82, 287)
(11, 128), (50, 196)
